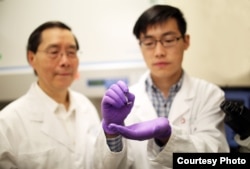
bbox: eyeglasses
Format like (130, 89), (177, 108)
(37, 48), (79, 59)
(139, 35), (183, 49)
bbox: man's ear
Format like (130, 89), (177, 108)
(27, 51), (38, 76)
(183, 34), (190, 50)
(27, 51), (35, 67)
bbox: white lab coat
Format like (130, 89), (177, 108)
(124, 71), (230, 169)
(0, 82), (126, 169)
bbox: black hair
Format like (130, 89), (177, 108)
(26, 21), (79, 75)
(133, 5), (187, 39)
(27, 20), (79, 55)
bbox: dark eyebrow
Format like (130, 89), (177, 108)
(45, 44), (77, 50)
(45, 44), (60, 50)
(141, 31), (179, 39)
(162, 32), (179, 37)
(67, 45), (77, 50)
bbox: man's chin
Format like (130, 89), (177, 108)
(56, 80), (73, 88)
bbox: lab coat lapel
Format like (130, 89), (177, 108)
(74, 102), (99, 154)
(75, 105), (89, 142)
(25, 82), (74, 152)
(133, 87), (158, 122)
(169, 93), (191, 123)
(138, 95), (158, 121)
(74, 106), (88, 152)
(40, 108), (74, 152)
(168, 74), (194, 123)
(130, 71), (161, 122)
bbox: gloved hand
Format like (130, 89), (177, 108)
(101, 80), (135, 135)
(220, 100), (250, 140)
(109, 117), (171, 141)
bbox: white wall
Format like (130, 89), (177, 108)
(0, 0), (250, 101)
(165, 0), (250, 86)
(0, 0), (150, 68)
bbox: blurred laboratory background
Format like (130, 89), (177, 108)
(0, 0), (250, 114)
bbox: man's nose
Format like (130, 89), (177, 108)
(154, 40), (166, 57)
(59, 53), (71, 65)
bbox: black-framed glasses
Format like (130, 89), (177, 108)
(139, 35), (183, 49)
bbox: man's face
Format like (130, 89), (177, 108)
(28, 28), (79, 93)
(139, 18), (189, 81)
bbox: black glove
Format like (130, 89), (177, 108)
(220, 100), (250, 140)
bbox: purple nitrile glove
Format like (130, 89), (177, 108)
(109, 117), (171, 141)
(101, 80), (135, 135)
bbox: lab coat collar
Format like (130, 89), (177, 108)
(24, 82), (58, 121)
(131, 71), (194, 123)
(41, 107), (75, 152)
(25, 82), (75, 152)
(168, 73), (194, 122)
(134, 90), (158, 122)
(130, 71), (160, 121)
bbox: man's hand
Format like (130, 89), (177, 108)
(101, 80), (135, 135)
(220, 100), (250, 140)
(109, 117), (171, 141)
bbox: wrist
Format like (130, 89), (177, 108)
(102, 120), (121, 135)
(102, 119), (125, 135)
(105, 133), (120, 138)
